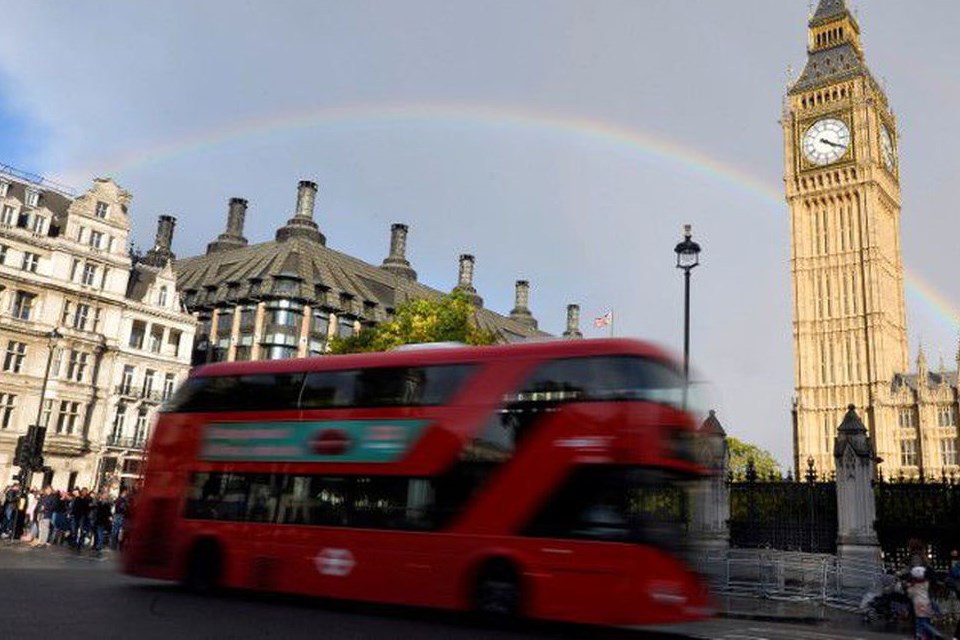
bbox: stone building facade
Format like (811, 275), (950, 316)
(0, 166), (195, 490)
(175, 179), (557, 364)
(785, 1), (959, 477)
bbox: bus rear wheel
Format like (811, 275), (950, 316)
(474, 559), (522, 619)
(183, 538), (222, 594)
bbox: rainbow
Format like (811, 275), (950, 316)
(72, 102), (957, 331)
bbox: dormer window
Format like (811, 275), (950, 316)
(31, 215), (47, 235)
(158, 286), (168, 307)
(0, 181), (8, 198)
(95, 201), (109, 219)
(24, 189), (39, 208)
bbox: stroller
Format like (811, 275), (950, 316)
(861, 571), (915, 632)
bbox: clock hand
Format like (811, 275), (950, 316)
(819, 138), (847, 150)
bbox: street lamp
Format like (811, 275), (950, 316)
(674, 224), (701, 407)
(23, 327), (62, 484)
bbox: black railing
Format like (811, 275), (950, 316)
(728, 461), (838, 554)
(875, 472), (960, 571)
(106, 434), (147, 449)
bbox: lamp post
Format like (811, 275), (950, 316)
(674, 224), (701, 408)
(23, 327), (62, 486)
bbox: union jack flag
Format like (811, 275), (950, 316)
(594, 311), (613, 328)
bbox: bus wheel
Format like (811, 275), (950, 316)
(474, 559), (522, 619)
(183, 538), (222, 594)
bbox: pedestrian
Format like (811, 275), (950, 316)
(1, 482), (21, 538)
(32, 486), (56, 548)
(70, 487), (93, 550)
(905, 564), (945, 639)
(111, 488), (129, 551)
(51, 490), (68, 545)
(945, 549), (960, 640)
(92, 491), (113, 555)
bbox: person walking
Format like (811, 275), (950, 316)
(31, 486), (56, 548)
(92, 491), (113, 555)
(945, 549), (960, 640)
(110, 488), (129, 551)
(1, 482), (21, 538)
(70, 488), (93, 551)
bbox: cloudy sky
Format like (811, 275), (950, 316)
(1, 1), (958, 465)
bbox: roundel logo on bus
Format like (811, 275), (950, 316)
(310, 428), (352, 456)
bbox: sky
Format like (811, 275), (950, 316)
(0, 1), (958, 466)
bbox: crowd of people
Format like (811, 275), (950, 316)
(0, 482), (130, 555)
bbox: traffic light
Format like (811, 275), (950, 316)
(13, 435), (28, 467)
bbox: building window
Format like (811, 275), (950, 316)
(134, 408), (148, 444)
(900, 439), (918, 468)
(89, 230), (104, 250)
(167, 329), (182, 357)
(898, 408), (917, 429)
(66, 351), (88, 383)
(0, 244), (7, 264)
(31, 215), (46, 235)
(20, 252), (40, 273)
(129, 321), (146, 349)
(55, 400), (81, 435)
(162, 373), (176, 400)
(941, 438), (958, 467)
(72, 303), (91, 331)
(0, 181), (7, 197)
(111, 403), (127, 440)
(95, 201), (109, 219)
(148, 326), (163, 354)
(81, 263), (97, 286)
(158, 286), (168, 307)
(0, 393), (16, 428)
(234, 346), (252, 361)
(11, 291), (36, 320)
(0, 205), (14, 226)
(39, 399), (52, 428)
(3, 341), (27, 373)
(938, 406), (957, 428)
(337, 316), (354, 338)
(264, 345), (297, 360)
(120, 365), (135, 395)
(143, 369), (156, 398)
(101, 267), (110, 290)
(24, 189), (39, 208)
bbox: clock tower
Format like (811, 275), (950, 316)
(784, 0), (908, 474)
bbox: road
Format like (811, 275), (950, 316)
(0, 543), (900, 640)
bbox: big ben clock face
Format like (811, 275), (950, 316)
(880, 124), (896, 171)
(802, 118), (851, 166)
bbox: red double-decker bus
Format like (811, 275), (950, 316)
(124, 338), (712, 627)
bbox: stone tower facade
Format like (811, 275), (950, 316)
(784, 0), (909, 474)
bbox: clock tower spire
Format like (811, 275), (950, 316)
(784, 4), (908, 476)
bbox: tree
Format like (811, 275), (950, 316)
(329, 290), (499, 354)
(726, 436), (782, 480)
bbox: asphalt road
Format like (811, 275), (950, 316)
(0, 543), (900, 640)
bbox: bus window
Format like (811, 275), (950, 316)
(353, 365), (476, 407)
(163, 373), (304, 413)
(300, 370), (357, 409)
(509, 356), (684, 407)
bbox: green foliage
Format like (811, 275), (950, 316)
(329, 290), (499, 354)
(727, 436), (782, 480)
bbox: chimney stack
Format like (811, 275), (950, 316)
(206, 197), (249, 254)
(276, 179), (324, 244)
(563, 304), (583, 339)
(144, 215), (177, 266)
(453, 254), (483, 307)
(509, 280), (538, 330)
(380, 223), (417, 280)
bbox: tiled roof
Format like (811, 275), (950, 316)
(174, 236), (547, 340)
(790, 43), (874, 94)
(811, 0), (849, 25)
(892, 371), (959, 392)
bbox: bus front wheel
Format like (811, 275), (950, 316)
(183, 538), (222, 594)
(474, 559), (522, 619)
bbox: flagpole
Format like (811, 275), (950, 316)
(610, 310), (614, 338)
